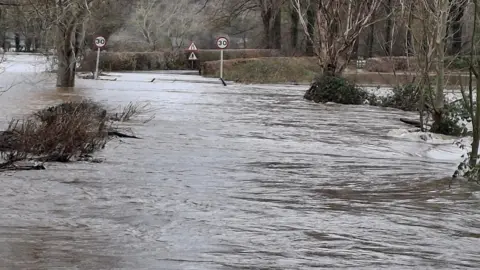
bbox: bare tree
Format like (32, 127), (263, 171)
(404, 0), (465, 128)
(258, 0), (283, 49)
(292, 0), (382, 75)
(54, 0), (97, 87)
(130, 0), (207, 51)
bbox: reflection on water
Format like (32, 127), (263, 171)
(0, 70), (479, 270)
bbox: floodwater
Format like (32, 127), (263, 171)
(0, 56), (480, 269)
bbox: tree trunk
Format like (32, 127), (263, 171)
(261, 9), (272, 49)
(306, 6), (315, 56)
(25, 37), (32, 52)
(323, 63), (337, 77)
(450, 1), (466, 55)
(352, 36), (359, 59)
(14, 33), (20, 52)
(273, 10), (281, 49)
(56, 23), (80, 87)
(290, 5), (299, 51)
(367, 13), (375, 58)
(432, 0), (449, 127)
(384, 0), (393, 55)
(471, 76), (480, 166)
(406, 3), (414, 55)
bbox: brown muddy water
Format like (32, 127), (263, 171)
(0, 69), (479, 270)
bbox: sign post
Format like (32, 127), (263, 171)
(94, 36), (106, 79)
(216, 37), (229, 82)
(185, 42), (199, 70)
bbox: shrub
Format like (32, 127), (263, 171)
(304, 75), (375, 105)
(79, 49), (281, 72)
(444, 56), (476, 71)
(0, 100), (110, 163)
(430, 101), (469, 136)
(78, 51), (188, 72)
(196, 49), (280, 63)
(364, 57), (418, 72)
(380, 84), (430, 111)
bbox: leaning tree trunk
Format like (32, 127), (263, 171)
(306, 6), (315, 56)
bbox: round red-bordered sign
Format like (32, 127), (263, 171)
(216, 37), (229, 49)
(94, 36), (107, 48)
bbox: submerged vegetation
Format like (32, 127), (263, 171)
(0, 100), (153, 171)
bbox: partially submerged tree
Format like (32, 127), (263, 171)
(401, 0), (466, 131)
(54, 0), (97, 87)
(455, 0), (480, 181)
(291, 0), (382, 76)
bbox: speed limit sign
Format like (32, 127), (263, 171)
(94, 36), (106, 48)
(216, 37), (229, 49)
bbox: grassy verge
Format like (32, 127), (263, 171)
(201, 57), (320, 84)
(201, 57), (471, 86)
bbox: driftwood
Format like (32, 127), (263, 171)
(0, 161), (45, 171)
(400, 118), (422, 128)
(107, 130), (141, 139)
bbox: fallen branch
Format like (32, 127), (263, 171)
(400, 118), (422, 128)
(0, 161), (45, 171)
(108, 130), (141, 139)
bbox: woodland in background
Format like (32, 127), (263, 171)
(0, 1), (470, 57)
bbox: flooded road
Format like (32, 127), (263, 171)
(0, 69), (479, 269)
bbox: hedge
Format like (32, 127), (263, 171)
(78, 49), (281, 72)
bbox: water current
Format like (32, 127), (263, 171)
(0, 58), (479, 269)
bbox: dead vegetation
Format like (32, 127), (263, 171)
(0, 100), (153, 171)
(109, 101), (155, 123)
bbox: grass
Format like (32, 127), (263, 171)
(201, 56), (472, 86)
(201, 57), (320, 84)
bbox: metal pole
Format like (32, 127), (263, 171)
(220, 49), (224, 79)
(95, 47), (100, 79)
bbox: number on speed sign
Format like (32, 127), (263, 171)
(95, 36), (106, 48)
(216, 37), (229, 49)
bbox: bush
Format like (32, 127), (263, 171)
(364, 57), (418, 72)
(0, 101), (110, 163)
(196, 49), (280, 63)
(79, 49), (281, 72)
(444, 56), (480, 71)
(78, 51), (188, 72)
(304, 75), (375, 105)
(380, 84), (430, 111)
(430, 101), (469, 136)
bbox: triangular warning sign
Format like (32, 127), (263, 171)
(188, 52), (198, 60)
(187, 42), (198, 51)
